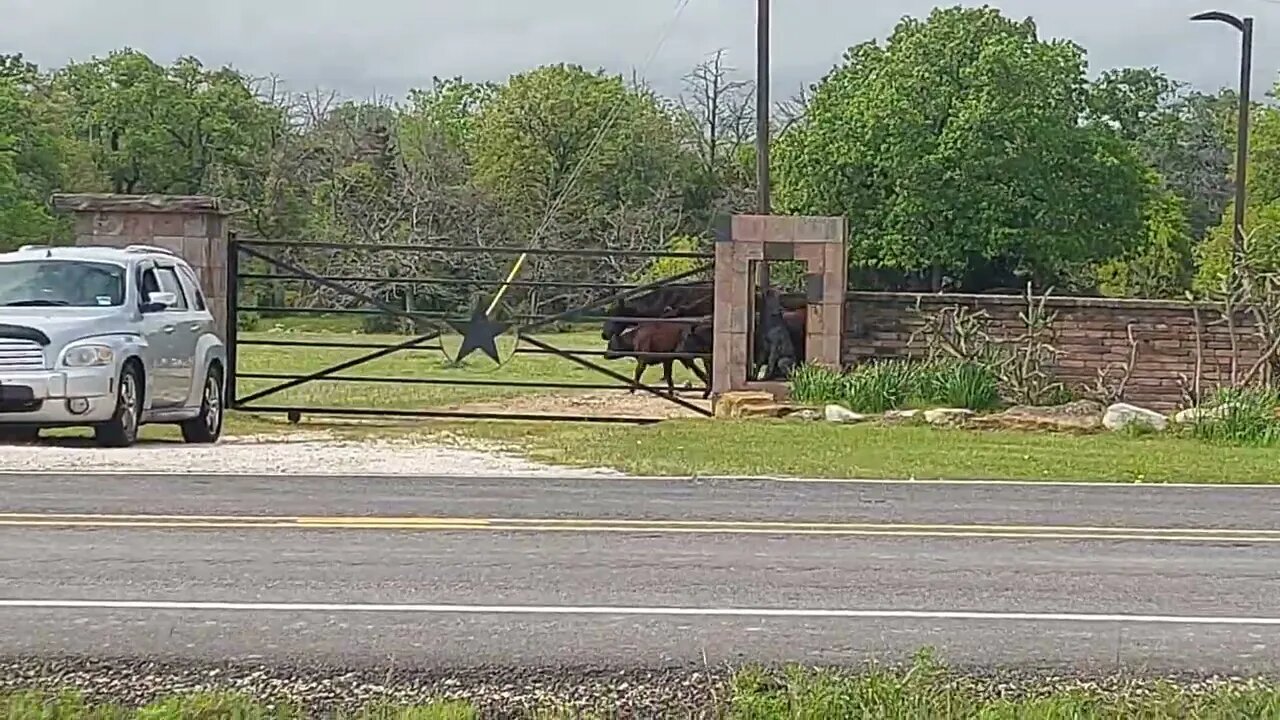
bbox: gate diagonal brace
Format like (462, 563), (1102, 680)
(519, 335), (713, 417)
(233, 244), (444, 406)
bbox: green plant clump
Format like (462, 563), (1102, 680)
(1191, 386), (1280, 447)
(787, 359), (1001, 413)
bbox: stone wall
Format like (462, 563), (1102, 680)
(844, 291), (1266, 411)
(52, 194), (235, 341)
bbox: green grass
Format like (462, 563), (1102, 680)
(234, 328), (702, 411)
(8, 657), (1280, 719)
(444, 419), (1280, 483)
(0, 691), (476, 719)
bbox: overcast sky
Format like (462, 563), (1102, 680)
(2, 0), (1279, 101)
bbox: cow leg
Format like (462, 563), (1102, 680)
(684, 358), (710, 396)
(630, 361), (646, 394)
(662, 360), (675, 396)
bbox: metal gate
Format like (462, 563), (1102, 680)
(223, 238), (715, 423)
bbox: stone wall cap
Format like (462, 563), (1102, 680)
(846, 290), (1216, 312)
(51, 193), (245, 215)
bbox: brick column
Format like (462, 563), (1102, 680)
(52, 193), (238, 341)
(712, 214), (847, 404)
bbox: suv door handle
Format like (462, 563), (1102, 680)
(189, 323), (202, 332)
(162, 325), (175, 333)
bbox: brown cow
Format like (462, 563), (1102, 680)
(604, 313), (712, 398)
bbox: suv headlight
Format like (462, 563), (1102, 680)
(61, 344), (115, 367)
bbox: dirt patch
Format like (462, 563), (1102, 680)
(444, 390), (712, 420)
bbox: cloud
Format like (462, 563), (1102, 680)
(0, 0), (1276, 99)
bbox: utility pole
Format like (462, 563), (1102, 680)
(755, 0), (771, 216)
(753, 0), (772, 372)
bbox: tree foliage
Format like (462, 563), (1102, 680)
(774, 6), (1149, 292)
(0, 17), (1251, 303)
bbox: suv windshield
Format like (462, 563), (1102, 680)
(0, 260), (127, 307)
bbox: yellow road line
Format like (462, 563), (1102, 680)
(7, 513), (1277, 536)
(0, 512), (1277, 542)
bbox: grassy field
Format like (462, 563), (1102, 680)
(233, 327), (703, 411)
(8, 660), (1280, 719)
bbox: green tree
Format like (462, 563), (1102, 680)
(1086, 67), (1177, 141)
(402, 77), (494, 161)
(54, 49), (280, 195)
(1193, 83), (1280, 292)
(469, 63), (689, 239)
(1098, 176), (1195, 298)
(0, 57), (86, 249)
(774, 6), (1149, 292)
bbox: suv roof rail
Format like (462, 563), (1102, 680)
(124, 244), (178, 256)
(17, 244), (52, 252)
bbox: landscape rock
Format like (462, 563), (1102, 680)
(883, 409), (921, 422)
(969, 400), (1104, 433)
(788, 408), (822, 421)
(734, 403), (791, 419)
(713, 391), (778, 419)
(923, 408), (975, 426)
(1173, 405), (1233, 425)
(1102, 403), (1168, 432)
(824, 405), (869, 423)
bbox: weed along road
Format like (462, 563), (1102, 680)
(2, 472), (1280, 674)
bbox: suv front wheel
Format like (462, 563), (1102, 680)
(94, 363), (142, 448)
(180, 364), (223, 444)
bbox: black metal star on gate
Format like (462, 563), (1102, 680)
(447, 303), (510, 363)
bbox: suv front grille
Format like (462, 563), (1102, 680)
(0, 339), (46, 370)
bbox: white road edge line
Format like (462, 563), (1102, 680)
(2, 600), (1280, 626)
(0, 471), (1268, 489)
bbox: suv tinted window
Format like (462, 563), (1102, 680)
(0, 260), (126, 307)
(155, 267), (189, 310)
(176, 265), (207, 311)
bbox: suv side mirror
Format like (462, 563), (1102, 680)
(141, 291), (177, 313)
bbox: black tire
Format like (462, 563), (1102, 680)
(94, 363), (142, 448)
(180, 364), (223, 444)
(0, 426), (39, 444)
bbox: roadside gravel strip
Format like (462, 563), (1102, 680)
(0, 434), (620, 476)
(0, 658), (1269, 718)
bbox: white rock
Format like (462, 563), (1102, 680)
(824, 404), (868, 423)
(1173, 405), (1233, 425)
(884, 409), (922, 421)
(1102, 403), (1168, 432)
(924, 408), (976, 426)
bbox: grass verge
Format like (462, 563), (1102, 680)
(7, 656), (1280, 719)
(442, 419), (1280, 483)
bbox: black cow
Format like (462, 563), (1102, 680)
(600, 284), (712, 341)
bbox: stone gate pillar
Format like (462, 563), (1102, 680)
(712, 214), (847, 402)
(52, 193), (238, 341)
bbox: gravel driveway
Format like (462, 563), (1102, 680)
(0, 433), (620, 476)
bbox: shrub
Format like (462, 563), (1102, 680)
(842, 360), (918, 413)
(236, 311), (260, 332)
(918, 360), (1001, 411)
(1191, 386), (1280, 447)
(788, 362), (846, 405)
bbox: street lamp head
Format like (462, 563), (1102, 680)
(1191, 10), (1248, 31)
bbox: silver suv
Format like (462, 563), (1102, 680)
(0, 244), (226, 447)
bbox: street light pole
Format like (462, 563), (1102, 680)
(1192, 10), (1254, 271)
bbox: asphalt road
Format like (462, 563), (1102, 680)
(2, 472), (1279, 675)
